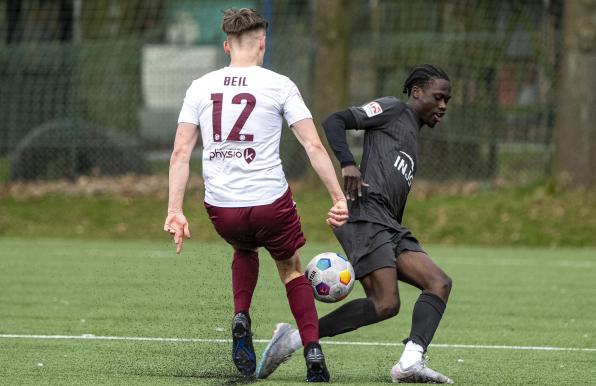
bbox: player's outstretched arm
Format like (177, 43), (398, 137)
(290, 118), (348, 228)
(165, 122), (199, 253)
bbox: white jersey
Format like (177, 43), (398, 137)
(178, 66), (311, 207)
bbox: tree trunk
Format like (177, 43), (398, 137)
(551, 0), (596, 187)
(311, 0), (351, 127)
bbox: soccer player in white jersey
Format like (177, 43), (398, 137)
(163, 8), (347, 383)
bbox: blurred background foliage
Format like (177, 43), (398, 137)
(0, 0), (584, 182)
(0, 0), (594, 246)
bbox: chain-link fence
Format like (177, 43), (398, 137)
(0, 0), (562, 184)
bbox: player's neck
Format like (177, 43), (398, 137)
(406, 101), (425, 129)
(229, 50), (262, 67)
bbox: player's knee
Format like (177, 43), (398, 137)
(440, 274), (452, 297)
(428, 273), (452, 300)
(374, 298), (400, 320)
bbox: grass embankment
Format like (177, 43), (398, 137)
(0, 180), (594, 247)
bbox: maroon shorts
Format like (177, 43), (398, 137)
(204, 188), (306, 261)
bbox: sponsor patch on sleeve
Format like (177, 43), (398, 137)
(362, 101), (383, 118)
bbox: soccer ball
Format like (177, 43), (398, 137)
(305, 252), (355, 303)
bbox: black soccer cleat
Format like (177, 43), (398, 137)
(231, 312), (256, 376)
(304, 342), (330, 382)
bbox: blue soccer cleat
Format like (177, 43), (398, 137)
(231, 312), (256, 376)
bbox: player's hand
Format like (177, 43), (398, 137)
(163, 211), (191, 254)
(342, 165), (369, 201)
(326, 198), (348, 229)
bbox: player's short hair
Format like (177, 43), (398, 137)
(221, 8), (268, 37)
(402, 64), (450, 96)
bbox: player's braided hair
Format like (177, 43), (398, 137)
(402, 64), (450, 96)
(222, 8), (268, 36)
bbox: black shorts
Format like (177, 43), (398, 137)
(332, 221), (424, 279)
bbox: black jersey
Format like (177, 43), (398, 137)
(345, 97), (420, 229)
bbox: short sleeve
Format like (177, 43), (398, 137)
(348, 96), (404, 130)
(282, 80), (312, 126)
(178, 80), (201, 125)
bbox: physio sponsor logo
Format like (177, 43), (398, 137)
(209, 148), (256, 164)
(393, 151), (415, 186)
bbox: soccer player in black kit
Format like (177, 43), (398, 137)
(257, 65), (454, 383)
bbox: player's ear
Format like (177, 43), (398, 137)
(411, 85), (422, 99)
(259, 34), (266, 51)
(223, 40), (231, 55)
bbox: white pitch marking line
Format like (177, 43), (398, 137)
(1, 334), (595, 352)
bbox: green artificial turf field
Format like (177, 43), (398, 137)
(1, 238), (595, 385)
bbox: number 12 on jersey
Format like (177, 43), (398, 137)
(211, 93), (255, 142)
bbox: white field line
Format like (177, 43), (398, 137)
(1, 334), (595, 353)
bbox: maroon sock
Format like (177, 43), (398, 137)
(232, 249), (259, 315)
(285, 275), (319, 346)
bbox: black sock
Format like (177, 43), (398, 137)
(404, 292), (446, 350)
(318, 298), (379, 338)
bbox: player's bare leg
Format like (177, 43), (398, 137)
(396, 251), (451, 300)
(360, 267), (400, 319)
(391, 251), (453, 384)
